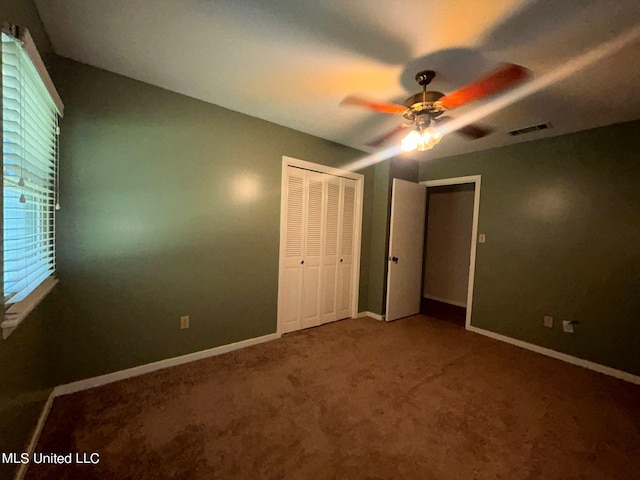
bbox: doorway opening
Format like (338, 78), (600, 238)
(420, 176), (481, 330)
(421, 183), (475, 327)
(385, 175), (480, 328)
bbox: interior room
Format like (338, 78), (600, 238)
(1, 1), (639, 478)
(421, 182), (475, 326)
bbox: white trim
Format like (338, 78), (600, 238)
(55, 333), (281, 396)
(468, 325), (640, 385)
(2, 278), (59, 340)
(421, 175), (481, 330)
(277, 156), (364, 334)
(358, 311), (385, 321)
(14, 390), (56, 480)
(281, 156), (364, 181)
(421, 175), (480, 187)
(351, 170), (364, 322)
(276, 157), (291, 335)
(422, 295), (466, 308)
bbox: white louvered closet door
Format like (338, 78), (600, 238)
(320, 176), (341, 324)
(336, 178), (357, 320)
(300, 171), (325, 329)
(279, 166), (359, 333)
(279, 168), (306, 333)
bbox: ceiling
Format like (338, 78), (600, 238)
(35, 0), (640, 160)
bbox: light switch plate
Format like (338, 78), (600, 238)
(478, 234), (486, 243)
(563, 320), (574, 333)
(544, 316), (553, 328)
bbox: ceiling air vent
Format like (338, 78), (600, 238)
(508, 122), (552, 136)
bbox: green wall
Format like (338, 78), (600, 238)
(365, 160), (390, 315)
(46, 56), (373, 385)
(419, 121), (640, 375)
(0, 1), (56, 477)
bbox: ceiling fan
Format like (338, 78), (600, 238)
(340, 63), (531, 151)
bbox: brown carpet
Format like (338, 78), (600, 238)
(27, 316), (640, 479)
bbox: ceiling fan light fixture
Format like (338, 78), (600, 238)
(401, 127), (443, 152)
(400, 129), (421, 151)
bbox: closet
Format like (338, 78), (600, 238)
(278, 162), (360, 334)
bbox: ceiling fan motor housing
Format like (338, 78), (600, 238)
(402, 90), (445, 121)
(415, 113), (432, 130)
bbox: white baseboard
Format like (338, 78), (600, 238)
(14, 389), (56, 480)
(358, 311), (385, 321)
(467, 325), (640, 385)
(422, 295), (466, 308)
(56, 332), (281, 397)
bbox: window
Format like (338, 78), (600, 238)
(1, 25), (63, 339)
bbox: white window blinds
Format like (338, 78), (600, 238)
(2, 27), (63, 338)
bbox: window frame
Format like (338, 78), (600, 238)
(1, 24), (63, 339)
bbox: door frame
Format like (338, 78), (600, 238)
(277, 156), (364, 334)
(420, 175), (481, 330)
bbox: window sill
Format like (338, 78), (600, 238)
(2, 277), (58, 339)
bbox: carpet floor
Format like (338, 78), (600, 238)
(26, 316), (640, 479)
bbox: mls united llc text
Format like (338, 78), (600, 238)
(2, 452), (100, 465)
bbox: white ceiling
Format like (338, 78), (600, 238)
(35, 0), (640, 160)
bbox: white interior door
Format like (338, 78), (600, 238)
(385, 178), (427, 322)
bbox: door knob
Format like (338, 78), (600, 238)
(301, 260), (304, 264)
(389, 256), (399, 263)
(340, 259), (343, 263)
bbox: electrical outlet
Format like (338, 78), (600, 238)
(180, 315), (190, 329)
(543, 316), (553, 328)
(562, 320), (574, 333)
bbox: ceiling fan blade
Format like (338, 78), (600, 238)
(434, 117), (493, 140)
(365, 124), (411, 147)
(440, 63), (531, 110)
(340, 95), (407, 115)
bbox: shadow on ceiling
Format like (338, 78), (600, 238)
(193, 0), (412, 65)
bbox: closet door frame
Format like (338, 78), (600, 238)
(277, 156), (364, 334)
